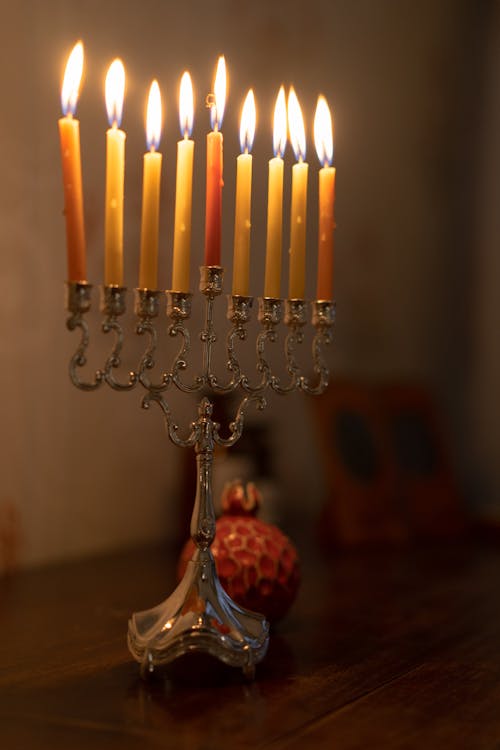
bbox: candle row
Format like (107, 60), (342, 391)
(59, 42), (336, 301)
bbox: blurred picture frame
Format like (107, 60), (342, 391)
(314, 381), (464, 548)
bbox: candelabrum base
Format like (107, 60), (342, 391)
(127, 549), (270, 679)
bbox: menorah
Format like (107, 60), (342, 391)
(65, 266), (334, 678)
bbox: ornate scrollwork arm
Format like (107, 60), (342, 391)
(167, 291), (204, 393)
(135, 289), (169, 392)
(300, 301), (335, 395)
(101, 286), (137, 391)
(209, 295), (252, 393)
(142, 390), (200, 448)
(66, 282), (103, 391)
(67, 314), (104, 391)
(270, 299), (307, 395)
(214, 393), (267, 448)
(239, 297), (281, 394)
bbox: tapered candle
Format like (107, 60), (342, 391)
(264, 86), (287, 298)
(139, 80), (162, 290)
(59, 41), (86, 282)
(104, 59), (126, 286)
(204, 56), (226, 267)
(314, 96), (335, 301)
(232, 89), (256, 296)
(172, 72), (194, 292)
(288, 88), (308, 299)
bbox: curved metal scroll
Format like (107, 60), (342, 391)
(67, 313), (103, 391)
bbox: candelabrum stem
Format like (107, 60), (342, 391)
(199, 265), (223, 387)
(190, 399), (216, 549)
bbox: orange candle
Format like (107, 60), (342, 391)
(139, 81), (163, 290)
(58, 41), (86, 282)
(204, 56), (226, 267)
(288, 88), (308, 300)
(314, 96), (335, 301)
(232, 89), (256, 296)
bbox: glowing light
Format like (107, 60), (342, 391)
(61, 41), (84, 116)
(314, 95), (333, 167)
(239, 89), (256, 154)
(145, 80), (162, 151)
(288, 87), (306, 162)
(179, 71), (194, 138)
(105, 58), (125, 127)
(273, 86), (287, 158)
(210, 55), (226, 130)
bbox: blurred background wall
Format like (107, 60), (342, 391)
(0, 0), (498, 567)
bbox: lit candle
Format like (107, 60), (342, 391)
(104, 59), (126, 286)
(232, 89), (256, 296)
(172, 72), (194, 292)
(204, 56), (226, 267)
(139, 80), (162, 290)
(288, 87), (308, 299)
(264, 86), (287, 298)
(314, 96), (335, 301)
(58, 41), (86, 282)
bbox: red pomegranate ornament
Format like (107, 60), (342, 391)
(177, 481), (300, 623)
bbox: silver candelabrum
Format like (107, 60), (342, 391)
(65, 265), (335, 679)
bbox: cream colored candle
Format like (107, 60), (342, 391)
(104, 59), (126, 287)
(204, 56), (226, 267)
(314, 96), (335, 301)
(139, 81), (163, 290)
(288, 88), (308, 299)
(232, 89), (255, 296)
(172, 72), (195, 292)
(264, 86), (287, 298)
(59, 41), (86, 282)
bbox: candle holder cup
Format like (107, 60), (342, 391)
(65, 266), (335, 679)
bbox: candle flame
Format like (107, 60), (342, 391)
(179, 71), (194, 138)
(239, 89), (256, 154)
(288, 87), (306, 162)
(210, 55), (226, 130)
(105, 58), (125, 128)
(61, 41), (84, 116)
(146, 80), (162, 151)
(314, 95), (333, 167)
(273, 86), (287, 158)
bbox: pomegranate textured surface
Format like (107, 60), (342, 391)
(177, 481), (300, 623)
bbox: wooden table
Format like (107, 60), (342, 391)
(1, 540), (500, 749)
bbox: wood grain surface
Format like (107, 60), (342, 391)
(1, 541), (499, 749)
